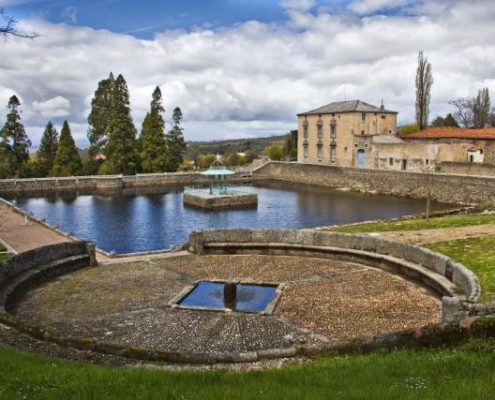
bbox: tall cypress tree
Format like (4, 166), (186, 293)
(415, 51), (433, 130)
(37, 121), (59, 177)
(140, 86), (168, 172)
(52, 120), (82, 176)
(0, 95), (31, 177)
(165, 107), (186, 172)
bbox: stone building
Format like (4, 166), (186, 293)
(297, 100), (398, 167)
(369, 127), (495, 173)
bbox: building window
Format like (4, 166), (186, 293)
(361, 113), (366, 122)
(303, 120), (308, 138)
(425, 159), (430, 166)
(317, 146), (323, 159)
(303, 146), (308, 158)
(344, 147), (348, 153)
(389, 157), (393, 166)
(330, 146), (336, 163)
(401, 159), (407, 171)
(381, 115), (386, 119)
(361, 130), (365, 135)
(317, 118), (323, 138)
(330, 125), (336, 138)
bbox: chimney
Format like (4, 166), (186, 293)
(380, 99), (384, 111)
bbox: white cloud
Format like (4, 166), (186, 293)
(279, 0), (315, 12)
(32, 96), (71, 119)
(61, 6), (78, 24)
(1, 2), (495, 148)
(347, 0), (413, 15)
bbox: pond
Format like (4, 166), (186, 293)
(4, 181), (451, 254)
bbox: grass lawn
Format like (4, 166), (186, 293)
(0, 253), (10, 262)
(3, 212), (495, 398)
(326, 213), (495, 233)
(427, 236), (495, 302)
(1, 341), (495, 399)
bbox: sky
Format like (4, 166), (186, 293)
(1, 0), (495, 148)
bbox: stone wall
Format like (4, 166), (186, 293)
(441, 161), (495, 177)
(254, 161), (495, 206)
(0, 241), (96, 311)
(187, 229), (480, 313)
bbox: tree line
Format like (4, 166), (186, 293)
(0, 73), (186, 178)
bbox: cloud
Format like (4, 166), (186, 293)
(32, 96), (71, 119)
(61, 6), (78, 24)
(347, 0), (414, 15)
(279, 0), (315, 12)
(1, 1), (495, 149)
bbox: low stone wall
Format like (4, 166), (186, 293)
(183, 193), (258, 209)
(254, 162), (495, 206)
(187, 229), (481, 319)
(0, 173), (261, 194)
(0, 241), (96, 311)
(441, 161), (495, 177)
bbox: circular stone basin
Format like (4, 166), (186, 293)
(12, 254), (441, 356)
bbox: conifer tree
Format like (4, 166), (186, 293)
(0, 95), (31, 177)
(87, 73), (115, 159)
(415, 51), (433, 130)
(140, 86), (168, 172)
(52, 120), (82, 176)
(37, 121), (59, 177)
(87, 73), (138, 175)
(103, 74), (138, 174)
(165, 107), (186, 172)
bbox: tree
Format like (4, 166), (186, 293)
(87, 73), (138, 175)
(140, 86), (168, 172)
(1, 8), (38, 38)
(415, 51), (433, 130)
(36, 121), (59, 177)
(472, 88), (491, 128)
(0, 95), (31, 177)
(399, 123), (420, 135)
(449, 88), (492, 128)
(267, 144), (283, 161)
(430, 113), (459, 127)
(87, 73), (115, 159)
(52, 120), (82, 176)
(165, 107), (186, 172)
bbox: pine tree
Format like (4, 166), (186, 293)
(88, 73), (138, 175)
(88, 73), (114, 158)
(140, 86), (168, 172)
(166, 107), (186, 172)
(37, 121), (59, 177)
(52, 120), (82, 176)
(0, 95), (31, 177)
(103, 74), (138, 175)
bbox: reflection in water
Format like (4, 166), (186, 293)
(4, 181), (451, 254)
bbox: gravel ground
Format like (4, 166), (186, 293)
(11, 254), (440, 364)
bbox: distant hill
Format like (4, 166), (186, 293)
(186, 134), (287, 157)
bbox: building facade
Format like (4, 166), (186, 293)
(297, 100), (398, 167)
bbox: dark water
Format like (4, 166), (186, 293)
(4, 181), (451, 254)
(179, 281), (277, 312)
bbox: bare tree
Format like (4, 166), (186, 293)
(415, 51), (433, 130)
(1, 8), (38, 39)
(449, 88), (492, 128)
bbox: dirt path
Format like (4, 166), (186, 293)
(0, 200), (109, 262)
(371, 223), (495, 245)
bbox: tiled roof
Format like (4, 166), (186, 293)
(298, 100), (397, 116)
(403, 127), (495, 140)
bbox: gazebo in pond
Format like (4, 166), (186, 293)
(183, 159), (258, 210)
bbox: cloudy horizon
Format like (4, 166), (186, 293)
(1, 0), (495, 149)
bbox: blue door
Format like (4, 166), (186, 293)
(357, 149), (366, 168)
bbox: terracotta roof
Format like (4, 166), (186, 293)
(298, 100), (397, 116)
(403, 127), (495, 140)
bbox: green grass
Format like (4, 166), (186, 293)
(326, 213), (495, 233)
(1, 342), (495, 399)
(0, 253), (10, 262)
(427, 235), (495, 302)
